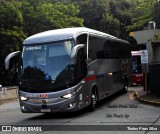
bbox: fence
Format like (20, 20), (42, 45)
(0, 87), (18, 104)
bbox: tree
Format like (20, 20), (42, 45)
(0, 1), (26, 85)
(56, 0), (138, 38)
(110, 0), (139, 39)
(127, 0), (160, 31)
(69, 0), (120, 36)
(0, 2), (26, 63)
(21, 0), (83, 36)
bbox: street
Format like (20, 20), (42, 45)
(0, 86), (160, 134)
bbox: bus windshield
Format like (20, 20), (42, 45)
(21, 40), (75, 84)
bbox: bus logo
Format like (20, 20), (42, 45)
(39, 94), (48, 99)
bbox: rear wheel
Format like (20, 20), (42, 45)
(122, 86), (128, 94)
(123, 75), (128, 93)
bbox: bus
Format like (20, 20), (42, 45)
(5, 27), (131, 113)
(131, 51), (143, 85)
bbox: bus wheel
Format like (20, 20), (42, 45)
(122, 85), (128, 94)
(89, 89), (97, 111)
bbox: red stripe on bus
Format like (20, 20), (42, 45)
(85, 76), (97, 81)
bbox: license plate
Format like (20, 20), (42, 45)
(41, 109), (51, 112)
(39, 93), (48, 98)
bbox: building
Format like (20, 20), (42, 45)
(131, 22), (160, 96)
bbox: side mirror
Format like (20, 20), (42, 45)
(71, 44), (84, 64)
(5, 51), (20, 70)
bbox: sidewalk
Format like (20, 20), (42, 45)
(134, 89), (160, 106)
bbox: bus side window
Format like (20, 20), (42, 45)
(89, 36), (104, 61)
(76, 34), (87, 45)
(103, 40), (113, 59)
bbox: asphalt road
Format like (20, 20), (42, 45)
(0, 86), (160, 134)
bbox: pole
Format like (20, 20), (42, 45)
(144, 63), (148, 94)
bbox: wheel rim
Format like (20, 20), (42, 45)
(92, 94), (96, 108)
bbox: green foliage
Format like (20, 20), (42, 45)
(69, 0), (120, 36)
(0, 2), (25, 59)
(0, 1), (26, 86)
(126, 0), (160, 31)
(110, 0), (139, 39)
(21, 1), (83, 36)
(153, 34), (160, 41)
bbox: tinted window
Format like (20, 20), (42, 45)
(88, 35), (130, 61)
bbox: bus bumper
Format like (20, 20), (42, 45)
(20, 95), (80, 113)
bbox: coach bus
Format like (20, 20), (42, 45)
(131, 51), (143, 85)
(5, 27), (131, 113)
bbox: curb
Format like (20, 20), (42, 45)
(134, 91), (160, 106)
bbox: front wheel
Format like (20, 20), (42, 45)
(89, 90), (97, 111)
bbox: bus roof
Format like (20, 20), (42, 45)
(23, 27), (128, 45)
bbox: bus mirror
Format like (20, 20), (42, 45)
(5, 51), (20, 70)
(71, 44), (84, 64)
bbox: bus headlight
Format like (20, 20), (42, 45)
(62, 92), (75, 99)
(62, 94), (72, 99)
(20, 96), (28, 101)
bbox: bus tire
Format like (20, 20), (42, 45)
(89, 88), (97, 112)
(122, 86), (128, 94)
